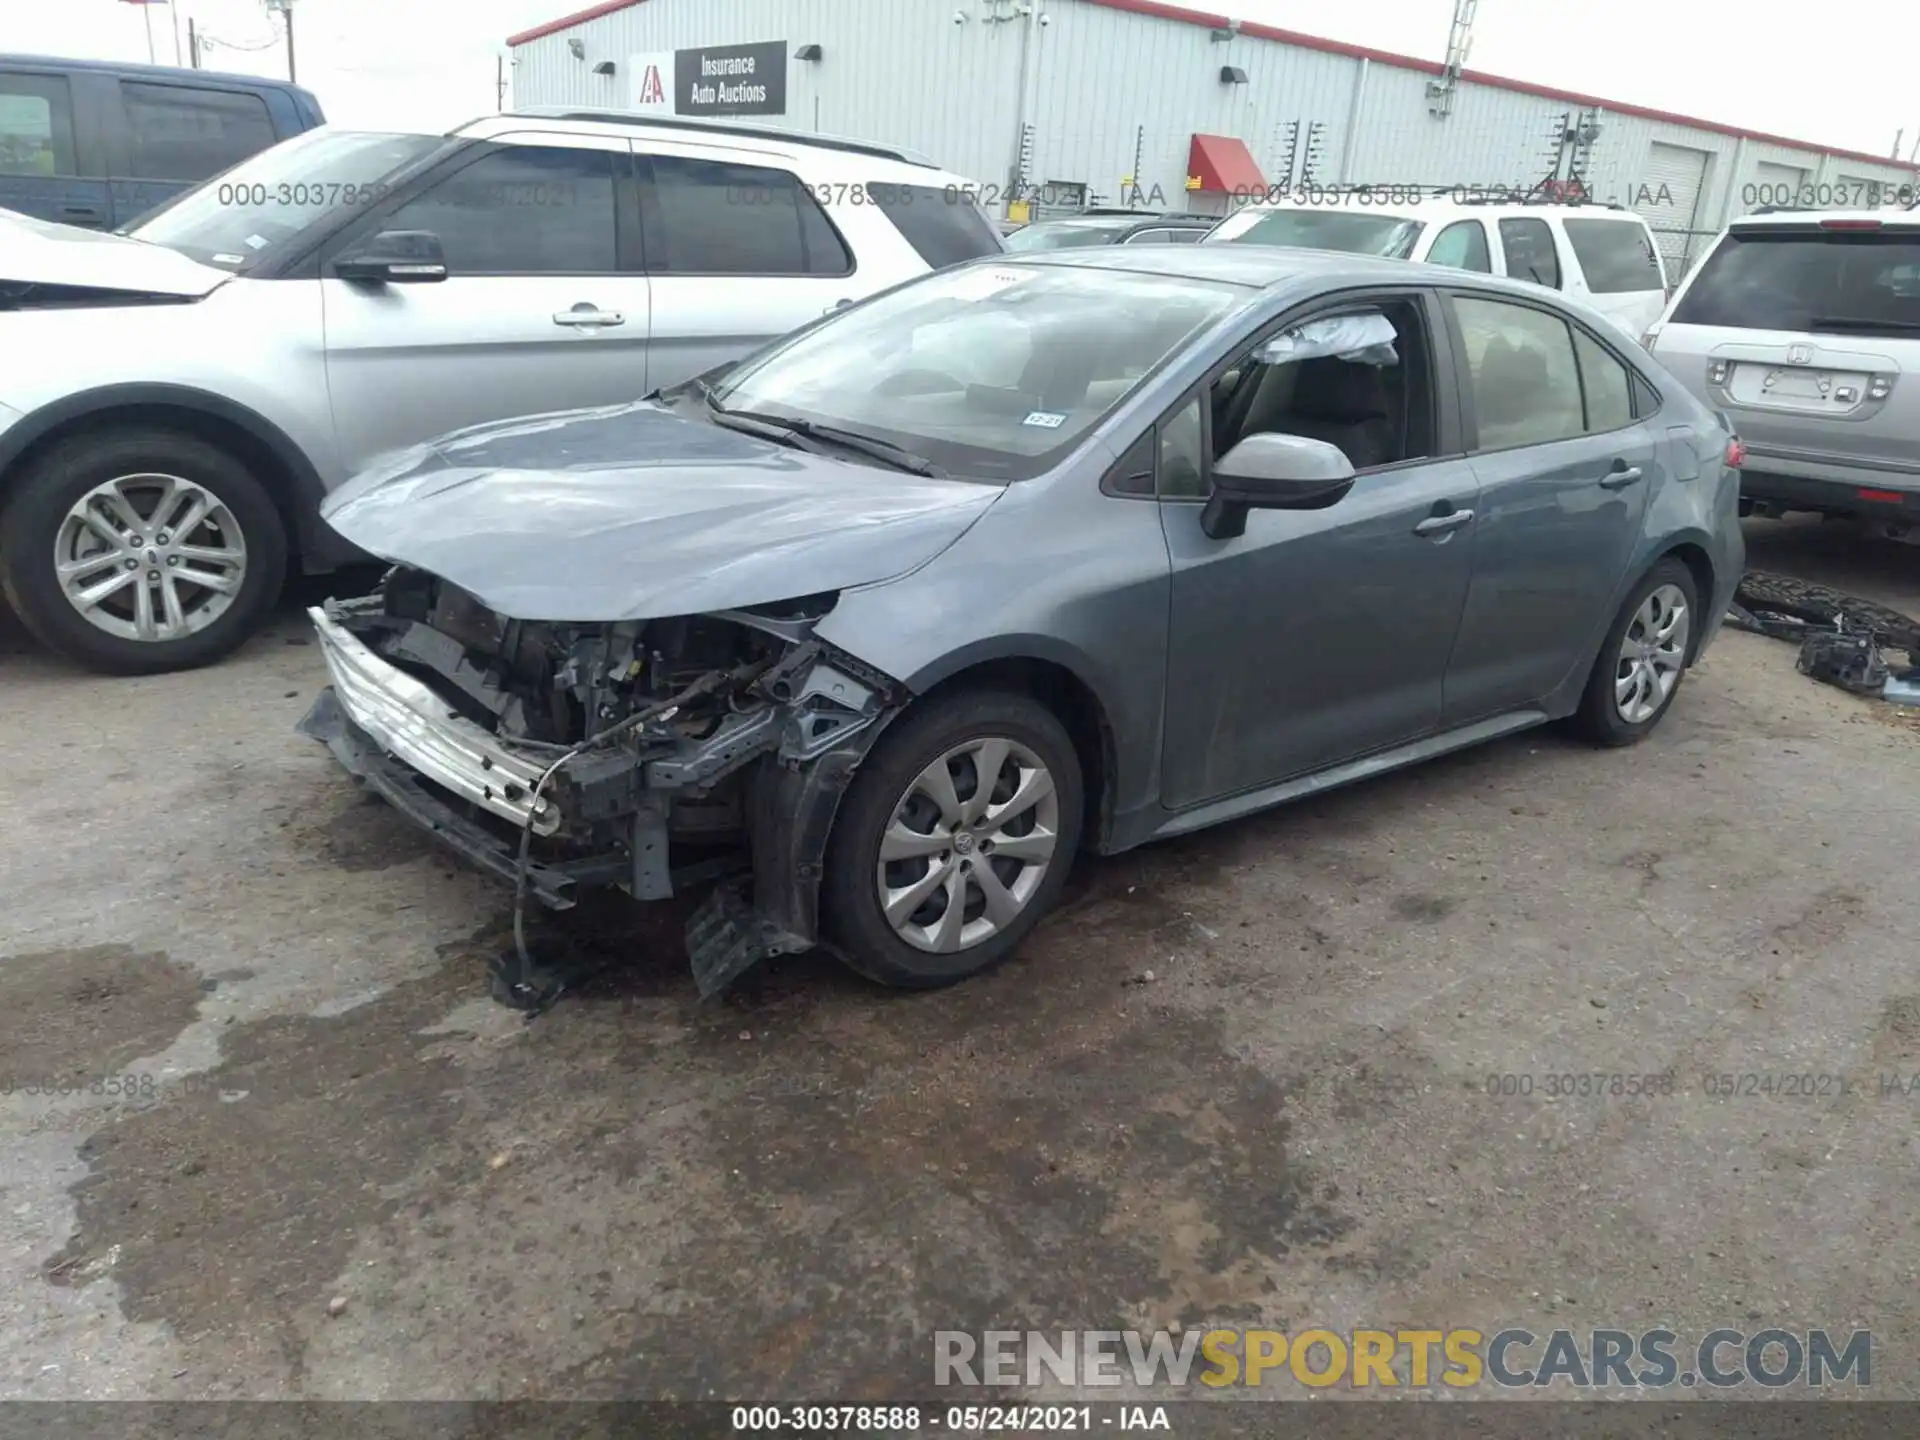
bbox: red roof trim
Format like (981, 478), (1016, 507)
(507, 0), (651, 47)
(506, 0), (1909, 169)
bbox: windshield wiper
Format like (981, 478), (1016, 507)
(708, 400), (946, 477)
(1809, 316), (1920, 334)
(706, 405), (836, 456)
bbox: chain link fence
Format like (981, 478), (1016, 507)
(1650, 227), (1721, 286)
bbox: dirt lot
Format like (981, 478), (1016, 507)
(4, 517), (1920, 1404)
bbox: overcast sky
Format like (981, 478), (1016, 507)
(11, 0), (1915, 159)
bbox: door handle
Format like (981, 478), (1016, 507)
(1414, 508), (1475, 537)
(60, 204), (104, 223)
(1599, 464), (1645, 490)
(553, 307), (625, 328)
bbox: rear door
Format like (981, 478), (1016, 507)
(1440, 290), (1659, 723)
(0, 66), (110, 228)
(103, 77), (284, 227)
(320, 133), (652, 473)
(1559, 215), (1669, 333)
(635, 143), (865, 393)
(1650, 220), (1920, 488)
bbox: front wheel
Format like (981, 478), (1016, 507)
(0, 428), (288, 675)
(1571, 558), (1699, 746)
(822, 689), (1085, 989)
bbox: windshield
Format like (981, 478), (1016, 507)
(1670, 228), (1920, 335)
(709, 261), (1242, 481)
(1206, 207), (1424, 259)
(1003, 223), (1125, 252)
(129, 128), (444, 271)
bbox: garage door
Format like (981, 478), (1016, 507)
(1750, 160), (1808, 213)
(1639, 142), (1712, 276)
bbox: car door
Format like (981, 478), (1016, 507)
(1157, 290), (1483, 809)
(1559, 215), (1670, 334)
(0, 67), (110, 228)
(320, 133), (651, 473)
(1438, 290), (1659, 725)
(636, 144), (863, 393)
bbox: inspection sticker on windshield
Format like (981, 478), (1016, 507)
(1022, 410), (1068, 429)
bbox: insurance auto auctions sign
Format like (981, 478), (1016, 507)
(629, 41), (787, 117)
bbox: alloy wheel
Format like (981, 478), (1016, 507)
(1614, 582), (1689, 724)
(54, 473), (248, 644)
(875, 736), (1061, 954)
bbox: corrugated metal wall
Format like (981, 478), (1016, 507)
(511, 0), (1916, 226)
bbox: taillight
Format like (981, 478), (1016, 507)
(1818, 218), (1882, 231)
(1726, 437), (1747, 468)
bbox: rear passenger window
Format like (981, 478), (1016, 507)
(1498, 217), (1562, 289)
(1455, 295), (1584, 450)
(0, 72), (78, 177)
(1572, 329), (1634, 432)
(646, 156), (852, 277)
(866, 182), (1001, 269)
(1426, 220), (1490, 272)
(1562, 218), (1664, 293)
(120, 83), (278, 182)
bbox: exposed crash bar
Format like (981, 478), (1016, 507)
(307, 605), (564, 835)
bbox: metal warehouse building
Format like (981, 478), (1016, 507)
(507, 0), (1916, 273)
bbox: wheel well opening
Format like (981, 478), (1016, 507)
(920, 657), (1114, 849)
(1, 405), (305, 560)
(1660, 542), (1716, 662)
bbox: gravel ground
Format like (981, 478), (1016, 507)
(3, 517), (1919, 1406)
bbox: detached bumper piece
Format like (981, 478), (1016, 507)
(298, 688), (627, 910)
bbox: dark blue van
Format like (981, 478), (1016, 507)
(0, 55), (323, 230)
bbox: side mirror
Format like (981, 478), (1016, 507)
(334, 230), (448, 285)
(1200, 433), (1357, 540)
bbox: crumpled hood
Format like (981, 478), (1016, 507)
(0, 210), (232, 299)
(321, 401), (1003, 621)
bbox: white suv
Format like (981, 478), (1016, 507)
(1645, 208), (1920, 534)
(0, 108), (999, 674)
(1206, 193), (1670, 335)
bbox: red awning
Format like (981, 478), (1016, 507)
(1188, 134), (1265, 195)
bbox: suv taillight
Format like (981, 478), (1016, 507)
(1726, 437), (1747, 468)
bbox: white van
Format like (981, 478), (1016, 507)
(1206, 194), (1671, 336)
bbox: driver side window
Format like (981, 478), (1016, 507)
(371, 144), (619, 275)
(1195, 297), (1436, 494)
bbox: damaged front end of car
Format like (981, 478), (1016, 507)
(297, 566), (907, 1006)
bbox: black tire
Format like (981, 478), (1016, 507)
(1733, 571), (1920, 656)
(822, 688), (1085, 989)
(0, 428), (288, 675)
(1571, 558), (1700, 746)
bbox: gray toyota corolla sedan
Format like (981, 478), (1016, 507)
(298, 246), (1744, 1006)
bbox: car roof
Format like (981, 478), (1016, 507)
(0, 52), (314, 95)
(1729, 208), (1920, 230)
(1232, 194), (1644, 224)
(459, 108), (954, 182)
(1006, 241), (1633, 310)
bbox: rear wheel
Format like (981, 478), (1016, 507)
(822, 689), (1084, 989)
(1571, 558), (1699, 746)
(0, 428), (287, 675)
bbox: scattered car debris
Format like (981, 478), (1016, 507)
(1728, 572), (1920, 700)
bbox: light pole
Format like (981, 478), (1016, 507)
(264, 0), (297, 82)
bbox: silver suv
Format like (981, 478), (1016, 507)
(0, 109), (998, 674)
(1646, 209), (1920, 536)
